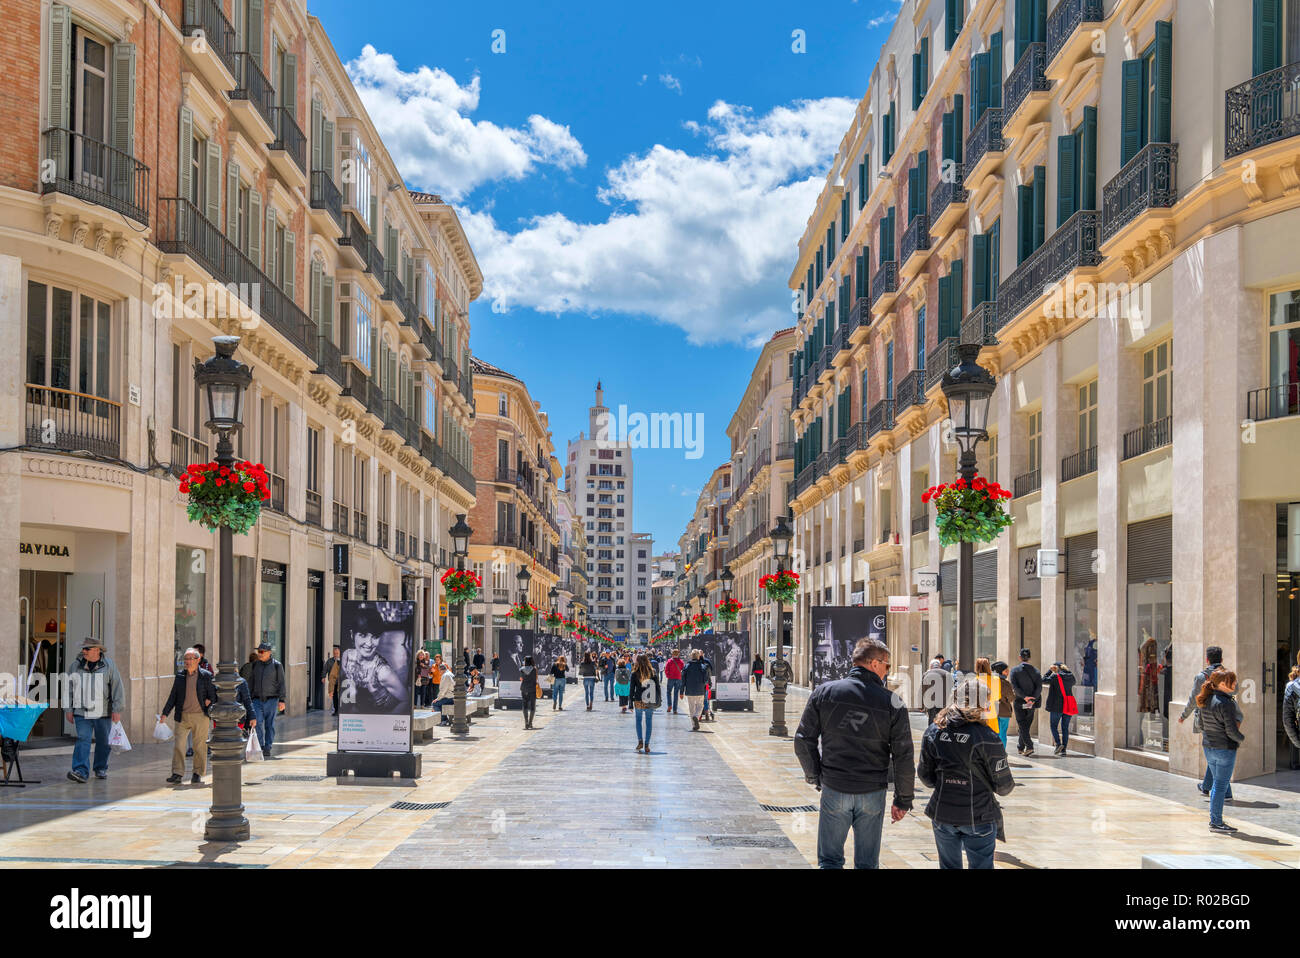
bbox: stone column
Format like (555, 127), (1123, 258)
(994, 367), (1019, 671)
(0, 256), (22, 680)
(1039, 339), (1068, 745)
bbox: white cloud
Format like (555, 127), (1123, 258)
(344, 45), (586, 200)
(659, 73), (683, 94)
(462, 96), (856, 344)
(866, 0), (904, 29)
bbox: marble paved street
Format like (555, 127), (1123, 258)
(2, 684), (1300, 868)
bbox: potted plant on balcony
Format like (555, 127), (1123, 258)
(922, 474), (1013, 546)
(179, 461), (269, 535)
(507, 601), (536, 624)
(441, 567), (482, 605)
(715, 597), (742, 625)
(759, 569), (800, 604)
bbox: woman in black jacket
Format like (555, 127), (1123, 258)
(579, 652), (599, 710)
(1042, 663), (1077, 755)
(1198, 669), (1243, 833)
(520, 657), (540, 730)
(917, 677), (1016, 869)
(550, 656), (569, 711)
(629, 654), (661, 754)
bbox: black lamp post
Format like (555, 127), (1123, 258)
(941, 343), (997, 674)
(719, 566), (734, 631)
(449, 513), (472, 735)
(193, 336), (253, 842)
(548, 585), (560, 635)
(768, 514), (793, 737)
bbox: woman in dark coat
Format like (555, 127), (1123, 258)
(1042, 663), (1076, 755)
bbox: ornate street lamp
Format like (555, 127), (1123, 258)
(448, 513), (472, 734)
(941, 343), (997, 673)
(767, 513), (793, 737)
(193, 336), (253, 842)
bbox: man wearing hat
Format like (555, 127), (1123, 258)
(64, 637), (125, 783)
(247, 642), (286, 760)
(162, 647), (217, 784)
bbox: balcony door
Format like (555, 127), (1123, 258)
(26, 282), (116, 454)
(72, 29), (109, 191)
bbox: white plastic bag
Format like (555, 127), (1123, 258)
(244, 731), (263, 762)
(107, 720), (131, 752)
(152, 714), (174, 742)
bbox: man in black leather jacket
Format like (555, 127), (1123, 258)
(1008, 649), (1042, 755)
(794, 637), (914, 869)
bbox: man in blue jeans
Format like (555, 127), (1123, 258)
(1179, 645), (1232, 801)
(246, 643), (286, 759)
(794, 637), (914, 868)
(664, 649), (685, 714)
(602, 653), (617, 702)
(64, 637), (125, 783)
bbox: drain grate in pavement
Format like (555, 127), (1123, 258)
(704, 835), (790, 848)
(759, 804), (817, 813)
(262, 774), (327, 782)
(390, 801), (451, 811)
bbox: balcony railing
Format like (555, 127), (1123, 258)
(40, 128), (149, 225)
(382, 398), (417, 447)
(156, 197), (314, 359)
(229, 52), (276, 131)
(338, 211), (374, 265)
(1004, 43), (1049, 124)
(929, 163), (966, 224)
(1122, 416), (1172, 460)
(871, 261), (898, 309)
(848, 296), (872, 334)
(1246, 381), (1300, 421)
(168, 428), (210, 477)
(306, 490), (322, 526)
(895, 369), (926, 410)
(867, 399), (895, 438)
(313, 334), (344, 389)
(961, 301), (999, 346)
(1225, 60), (1300, 159)
(846, 419), (869, 452)
(925, 338), (960, 393)
(775, 440), (794, 460)
(911, 514), (929, 536)
(1061, 445), (1098, 482)
(24, 384), (121, 458)
(997, 209), (1102, 330)
(310, 170), (343, 231)
(1102, 143), (1178, 243)
(965, 107), (1004, 174)
(1013, 469), (1041, 498)
(853, 538), (865, 553)
(900, 213), (931, 266)
(269, 106), (306, 174)
(182, 0), (237, 77)
(383, 268), (418, 326)
(1047, 0), (1106, 67)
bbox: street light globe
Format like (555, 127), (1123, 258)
(449, 513), (472, 557)
(193, 336), (252, 434)
(941, 342), (997, 459)
(720, 566), (734, 594)
(769, 514), (793, 560)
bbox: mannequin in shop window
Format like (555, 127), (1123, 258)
(1138, 629), (1161, 714)
(1082, 631), (1097, 689)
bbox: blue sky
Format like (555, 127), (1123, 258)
(309, 0), (904, 549)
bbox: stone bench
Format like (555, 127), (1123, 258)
(412, 709), (439, 742)
(468, 689), (497, 717)
(1141, 854), (1258, 868)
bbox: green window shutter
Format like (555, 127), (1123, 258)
(918, 150), (929, 211)
(283, 53), (297, 119)
(1153, 20), (1173, 143)
(1121, 59), (1144, 165)
(913, 53), (922, 109)
(842, 195), (850, 240)
(950, 258), (964, 335)
(1015, 0), (1031, 63)
(942, 111), (954, 163)
(323, 275), (334, 342)
(178, 107), (194, 209)
(111, 43), (136, 159)
(972, 233), (989, 306)
(1033, 165), (1046, 251)
(1057, 133), (1076, 226)
(954, 94), (964, 150)
(284, 230), (296, 301)
(946, 0), (959, 49)
(937, 274), (951, 339)
(1035, 0), (1047, 43)
(232, 0), (244, 52)
(311, 97), (323, 171)
(1017, 183), (1033, 263)
(972, 53), (989, 125)
(990, 220), (1001, 298)
(1255, 0), (1283, 75)
(1080, 106), (1098, 210)
(990, 33), (1003, 107)
(48, 4), (71, 133)
(888, 208), (896, 259)
(322, 119), (335, 177)
(226, 162), (239, 237)
(265, 206), (278, 283)
(920, 36), (929, 100)
(248, 0), (264, 64)
(204, 140), (221, 226)
(907, 167), (919, 220)
(311, 259), (323, 327)
(249, 190), (262, 270)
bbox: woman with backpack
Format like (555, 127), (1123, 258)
(579, 652), (599, 711)
(615, 655), (632, 713)
(1199, 669), (1244, 833)
(752, 655), (765, 694)
(550, 655), (569, 711)
(629, 653), (662, 753)
(520, 656), (540, 730)
(1042, 662), (1078, 755)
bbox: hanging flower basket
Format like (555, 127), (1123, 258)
(923, 473), (1013, 547)
(544, 611), (563, 628)
(179, 460), (269, 535)
(715, 598), (741, 624)
(507, 602), (536, 624)
(441, 568), (481, 605)
(693, 612), (713, 631)
(760, 570), (799, 604)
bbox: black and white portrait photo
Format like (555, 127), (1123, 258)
(810, 606), (887, 688)
(337, 600), (415, 752)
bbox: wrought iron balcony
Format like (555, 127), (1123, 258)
(895, 369), (926, 410)
(1102, 143), (1178, 244)
(929, 163), (967, 232)
(40, 129), (149, 225)
(1047, 0), (1106, 69)
(337, 211), (374, 268)
(961, 301), (999, 346)
(1061, 445), (1098, 482)
(1226, 61), (1300, 159)
(1122, 416), (1172, 460)
(1246, 381), (1300, 421)
(925, 337), (960, 393)
(1004, 43), (1050, 128)
(867, 398), (895, 438)
(997, 209), (1102, 330)
(965, 108), (1004, 181)
(911, 513), (929, 536)
(870, 261), (899, 311)
(1013, 468), (1042, 498)
(169, 429), (210, 477)
(313, 334), (344, 389)
(383, 268), (418, 326)
(269, 106), (306, 174)
(848, 295), (872, 335)
(156, 197), (314, 360)
(229, 52), (276, 132)
(900, 213), (931, 274)
(846, 419), (868, 452)
(310, 170), (343, 231)
(26, 385), (121, 458)
(182, 0), (237, 78)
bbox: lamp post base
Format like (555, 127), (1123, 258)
(769, 664), (790, 737)
(204, 699), (249, 842)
